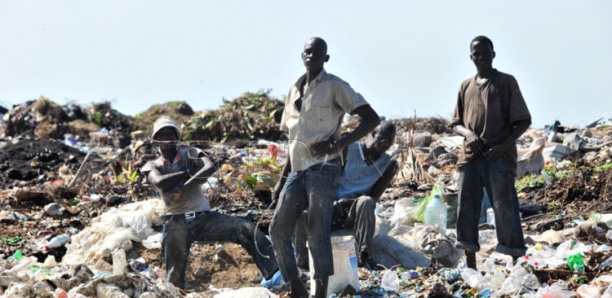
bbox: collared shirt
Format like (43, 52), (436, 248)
(141, 147), (211, 215)
(336, 142), (394, 199)
(451, 69), (531, 175)
(280, 69), (368, 171)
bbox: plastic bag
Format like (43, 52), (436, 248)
(390, 197), (417, 226)
(577, 284), (602, 298)
(603, 283), (612, 298)
(142, 232), (163, 249)
(461, 268), (485, 289)
(260, 270), (283, 288)
(381, 269), (399, 292)
(411, 195), (432, 223)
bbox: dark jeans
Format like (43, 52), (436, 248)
(455, 155), (526, 257)
(270, 160), (341, 280)
(162, 211), (278, 288)
(294, 195), (376, 267)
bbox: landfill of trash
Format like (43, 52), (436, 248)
(1, 94), (611, 298)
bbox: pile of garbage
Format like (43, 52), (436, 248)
(182, 90), (284, 143)
(2, 94), (612, 297)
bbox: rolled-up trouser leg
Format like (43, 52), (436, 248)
(455, 158), (484, 252)
(484, 158), (527, 257)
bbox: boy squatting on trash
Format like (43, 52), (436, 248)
(451, 35), (532, 269)
(141, 116), (279, 288)
(291, 121), (399, 270)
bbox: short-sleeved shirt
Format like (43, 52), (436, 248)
(336, 142), (394, 199)
(450, 69), (531, 175)
(280, 69), (368, 171)
(141, 147), (211, 215)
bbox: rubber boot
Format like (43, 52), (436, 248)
(289, 277), (309, 298)
(314, 277), (329, 298)
(466, 251), (477, 270)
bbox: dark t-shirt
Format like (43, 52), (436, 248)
(451, 69), (531, 175)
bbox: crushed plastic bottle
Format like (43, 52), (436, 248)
(567, 253), (585, 272)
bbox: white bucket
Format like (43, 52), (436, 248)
(308, 235), (360, 296)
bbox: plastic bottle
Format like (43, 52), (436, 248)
(567, 253), (584, 272)
(541, 169), (552, 185)
(486, 208), (495, 226)
(425, 194), (447, 230)
(45, 234), (70, 250)
(112, 249), (127, 275)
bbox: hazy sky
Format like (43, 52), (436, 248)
(1, 1), (610, 128)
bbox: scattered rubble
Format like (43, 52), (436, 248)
(1, 95), (612, 297)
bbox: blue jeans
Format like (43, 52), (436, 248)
(455, 155), (526, 257)
(162, 211), (278, 288)
(270, 160), (341, 280)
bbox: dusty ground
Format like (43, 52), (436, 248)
(137, 242), (263, 293)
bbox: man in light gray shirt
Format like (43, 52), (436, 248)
(269, 37), (380, 298)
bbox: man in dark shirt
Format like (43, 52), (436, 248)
(450, 36), (531, 269)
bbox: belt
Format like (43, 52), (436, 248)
(161, 211), (209, 221)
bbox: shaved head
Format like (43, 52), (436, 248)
(305, 37), (328, 54)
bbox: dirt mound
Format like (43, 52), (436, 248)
(0, 137), (85, 185)
(130, 101), (195, 139)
